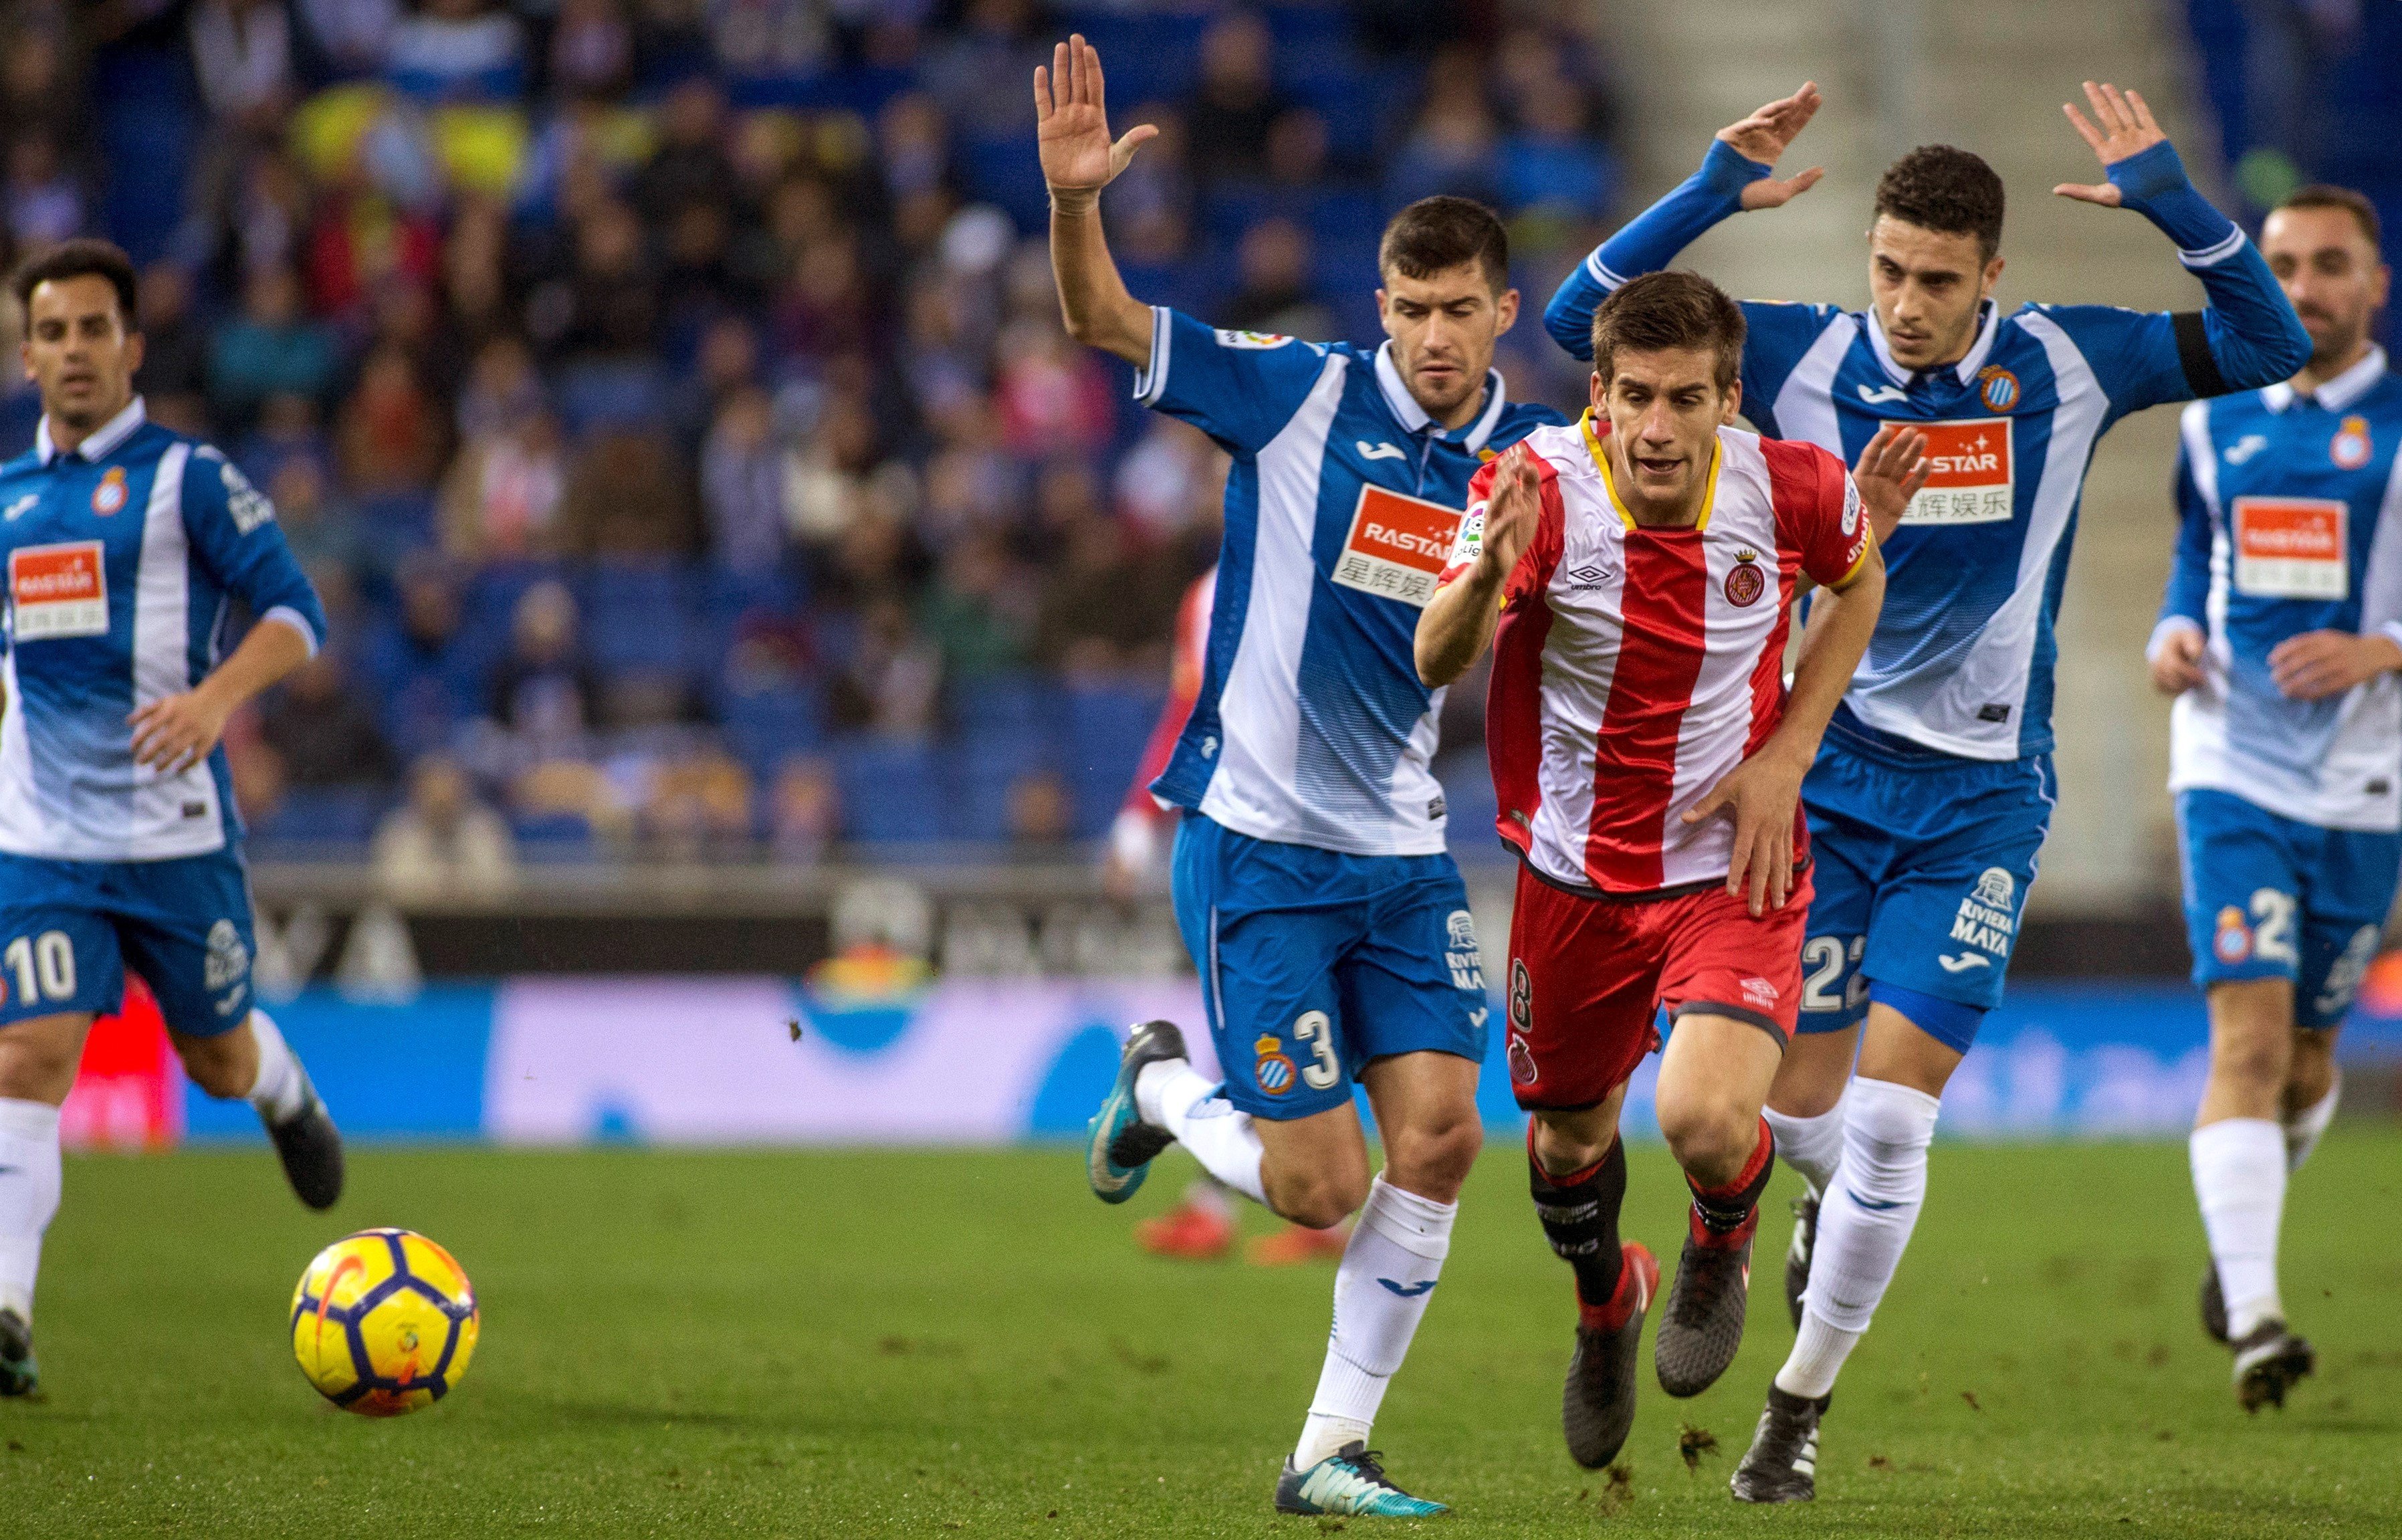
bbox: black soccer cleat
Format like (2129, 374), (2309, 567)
(1085, 1020), (1187, 1204)
(1729, 1384), (1829, 1503)
(0, 1307), (36, 1397)
(2199, 1260), (2229, 1345)
(263, 1064), (344, 1211)
(1564, 1242), (1658, 1469)
(1784, 1192), (1819, 1329)
(1656, 1225), (1754, 1398)
(2231, 1319), (2314, 1412)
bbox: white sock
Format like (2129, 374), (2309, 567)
(1765, 1093), (1848, 1198)
(2191, 1117), (2286, 1339)
(244, 1009), (308, 1122)
(1138, 1059), (1267, 1206)
(0, 1098), (63, 1323)
(1783, 1077), (1939, 1395)
(1295, 1176), (1456, 1468)
(2284, 1077), (2339, 1174)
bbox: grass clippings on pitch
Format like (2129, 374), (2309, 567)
(7, 1133), (2399, 1537)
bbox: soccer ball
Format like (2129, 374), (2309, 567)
(290, 1229), (480, 1416)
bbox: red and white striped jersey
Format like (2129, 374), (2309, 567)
(1442, 415), (1868, 895)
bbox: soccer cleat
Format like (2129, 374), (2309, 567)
(1135, 1198), (1235, 1260)
(2231, 1319), (2314, 1412)
(2199, 1260), (2229, 1345)
(0, 1307), (35, 1397)
(1656, 1220), (1755, 1398)
(1729, 1384), (1830, 1503)
(264, 1063), (344, 1211)
(1246, 1221), (1350, 1266)
(1784, 1192), (1819, 1329)
(1563, 1241), (1659, 1469)
(1273, 1442), (1447, 1517)
(1085, 1020), (1186, 1204)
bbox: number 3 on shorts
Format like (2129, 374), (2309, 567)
(4, 931), (77, 1006)
(1292, 1010), (1341, 1091)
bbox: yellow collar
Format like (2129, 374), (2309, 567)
(1581, 409), (1719, 532)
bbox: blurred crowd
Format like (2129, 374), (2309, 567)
(1, 0), (1620, 869)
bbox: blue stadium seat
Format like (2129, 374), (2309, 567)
(510, 810), (596, 861)
(947, 722), (1055, 841)
(833, 737), (948, 846)
(251, 786), (389, 851)
(719, 681), (827, 780)
(582, 559), (696, 678)
(948, 671), (1062, 740)
(1063, 681), (1166, 838)
(555, 362), (666, 434)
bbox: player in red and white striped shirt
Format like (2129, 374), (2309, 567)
(1418, 271), (1921, 1470)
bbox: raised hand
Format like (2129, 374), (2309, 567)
(1716, 82), (1826, 211)
(1851, 423), (1930, 542)
(1034, 35), (1157, 211)
(1475, 443), (1543, 583)
(2054, 80), (2168, 207)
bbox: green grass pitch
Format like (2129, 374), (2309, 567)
(5, 1133), (2398, 1537)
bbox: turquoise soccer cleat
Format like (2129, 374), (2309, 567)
(1274, 1443), (1449, 1517)
(1085, 1019), (1187, 1204)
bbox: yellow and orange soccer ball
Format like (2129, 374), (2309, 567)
(290, 1229), (479, 1416)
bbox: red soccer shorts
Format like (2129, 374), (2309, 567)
(1502, 863), (1814, 1111)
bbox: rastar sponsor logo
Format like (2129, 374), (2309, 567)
(9, 540), (108, 639)
(1332, 483), (1466, 608)
(2233, 497), (2346, 600)
(1900, 418), (2013, 526)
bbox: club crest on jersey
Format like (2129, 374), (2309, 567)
(1254, 1034), (1298, 1095)
(1977, 366), (2019, 413)
(1724, 548), (1765, 607)
(1507, 1032), (1537, 1087)
(1215, 328), (1293, 350)
(90, 465), (127, 516)
(2213, 906), (2253, 965)
(2331, 415), (2373, 471)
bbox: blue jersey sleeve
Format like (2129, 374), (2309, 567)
(1133, 307), (1335, 455)
(1735, 301), (1848, 438)
(2159, 419), (2213, 632)
(2042, 143), (2308, 417)
(1543, 138), (1767, 361)
(183, 446), (326, 655)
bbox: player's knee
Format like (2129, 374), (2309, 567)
(174, 1034), (253, 1099)
(1276, 1168), (1367, 1231)
(2285, 1031), (2337, 1110)
(1383, 1114), (1481, 1201)
(2207, 1024), (2290, 1095)
(1656, 1087), (1751, 1177)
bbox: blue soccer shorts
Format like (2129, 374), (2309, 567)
(2175, 788), (2397, 1029)
(0, 848), (258, 1036)
(1791, 737), (2056, 1053)
(1170, 812), (1489, 1120)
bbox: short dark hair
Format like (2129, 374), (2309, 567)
(2274, 184), (2383, 251)
(11, 238), (140, 330)
(1874, 145), (2005, 262)
(1589, 270), (1745, 393)
(1379, 196), (1510, 293)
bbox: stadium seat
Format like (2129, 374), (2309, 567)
(555, 362), (666, 435)
(1062, 681), (1166, 839)
(719, 681), (827, 781)
(251, 786), (389, 852)
(833, 737), (949, 847)
(509, 810), (596, 861)
(948, 722), (1055, 841)
(582, 559), (697, 679)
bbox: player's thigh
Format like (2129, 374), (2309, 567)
(0, 853), (126, 1028)
(2176, 789), (2308, 1001)
(106, 849), (259, 1040)
(2290, 824), (2400, 1029)
(1856, 758), (2053, 1035)
(1501, 866), (1663, 1115)
(1357, 1049), (1483, 1200)
(1654, 879), (1810, 1146)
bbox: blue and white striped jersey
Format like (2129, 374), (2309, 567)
(1547, 139), (2310, 762)
(2156, 346), (2402, 831)
(1138, 309), (1564, 855)
(0, 398), (326, 861)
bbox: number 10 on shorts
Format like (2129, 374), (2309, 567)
(4, 931), (77, 1007)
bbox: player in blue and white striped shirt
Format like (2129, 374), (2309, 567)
(1545, 82), (2309, 1500)
(0, 242), (345, 1397)
(1037, 37), (1567, 1517)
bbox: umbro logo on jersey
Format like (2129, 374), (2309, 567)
(1565, 563), (1616, 588)
(1937, 952), (1991, 972)
(1, 494), (33, 522)
(1358, 440), (1407, 461)
(2223, 434), (2270, 465)
(1857, 383), (1910, 405)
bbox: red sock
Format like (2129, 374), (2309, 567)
(1686, 1116), (1775, 1252)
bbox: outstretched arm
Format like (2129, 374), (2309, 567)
(1543, 84), (1824, 360)
(2054, 82), (2310, 400)
(1038, 35), (1157, 366)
